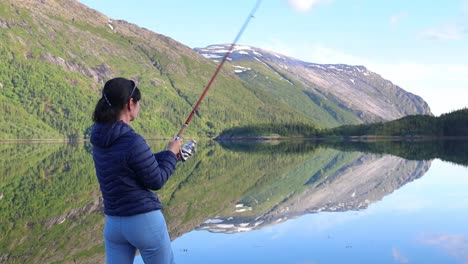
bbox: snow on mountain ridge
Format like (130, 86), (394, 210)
(197, 45), (370, 76)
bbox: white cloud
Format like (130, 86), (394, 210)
(419, 0), (468, 41)
(288, 0), (329, 13)
(421, 3), (468, 40)
(390, 12), (407, 28)
(421, 24), (466, 40)
(392, 248), (409, 264)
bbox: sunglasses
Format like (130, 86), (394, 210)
(129, 80), (137, 100)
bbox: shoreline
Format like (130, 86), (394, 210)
(2, 135), (468, 143)
(214, 135), (468, 141)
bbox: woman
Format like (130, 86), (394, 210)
(90, 77), (181, 264)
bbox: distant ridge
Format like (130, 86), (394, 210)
(196, 44), (432, 125)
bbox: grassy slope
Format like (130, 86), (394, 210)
(232, 57), (361, 128)
(0, 1), (321, 140)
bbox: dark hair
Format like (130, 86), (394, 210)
(92, 77), (141, 123)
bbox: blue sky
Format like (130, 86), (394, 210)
(78, 0), (468, 116)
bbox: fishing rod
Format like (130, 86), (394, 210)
(176, 0), (262, 140)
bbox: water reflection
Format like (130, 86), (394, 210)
(0, 143), (102, 264)
(417, 233), (468, 263)
(172, 159), (468, 264)
(0, 140), (467, 263)
(197, 150), (430, 234)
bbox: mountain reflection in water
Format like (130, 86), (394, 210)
(197, 151), (430, 234)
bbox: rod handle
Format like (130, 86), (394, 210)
(176, 124), (188, 139)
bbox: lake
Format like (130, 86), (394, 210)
(1, 140), (467, 264)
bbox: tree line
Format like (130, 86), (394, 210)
(320, 108), (468, 138)
(218, 108), (468, 138)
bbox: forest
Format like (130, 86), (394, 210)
(218, 108), (468, 139)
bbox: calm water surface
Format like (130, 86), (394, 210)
(1, 140), (467, 264)
(169, 160), (468, 264)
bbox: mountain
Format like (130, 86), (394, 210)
(0, 0), (431, 140)
(195, 45), (432, 127)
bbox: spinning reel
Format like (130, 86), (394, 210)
(180, 139), (197, 162)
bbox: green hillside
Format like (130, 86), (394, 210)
(0, 0), (318, 140)
(233, 57), (361, 127)
(0, 95), (62, 139)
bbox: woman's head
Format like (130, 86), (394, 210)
(92, 77), (141, 123)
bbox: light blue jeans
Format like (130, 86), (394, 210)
(104, 210), (175, 264)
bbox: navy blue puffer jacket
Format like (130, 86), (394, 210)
(90, 121), (178, 216)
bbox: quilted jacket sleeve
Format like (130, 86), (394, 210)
(128, 135), (178, 190)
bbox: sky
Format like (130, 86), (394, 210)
(78, 0), (468, 116)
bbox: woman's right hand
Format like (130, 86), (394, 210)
(166, 137), (183, 156)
